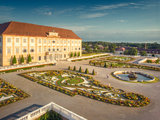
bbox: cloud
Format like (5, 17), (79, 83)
(80, 13), (108, 19)
(92, 3), (130, 10)
(117, 19), (127, 23)
(0, 6), (14, 23)
(35, 6), (53, 16)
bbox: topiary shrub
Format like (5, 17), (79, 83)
(12, 55), (17, 65)
(27, 54), (32, 63)
(92, 69), (96, 75)
(85, 68), (89, 74)
(73, 66), (76, 71)
(20, 55), (24, 64)
(68, 66), (71, 70)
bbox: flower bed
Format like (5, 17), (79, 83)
(0, 79), (29, 107)
(19, 70), (150, 107)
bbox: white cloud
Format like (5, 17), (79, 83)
(92, 3), (130, 10)
(35, 6), (53, 16)
(80, 13), (108, 19)
(0, 6), (14, 23)
(117, 19), (127, 23)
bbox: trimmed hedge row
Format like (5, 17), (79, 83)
(19, 70), (150, 107)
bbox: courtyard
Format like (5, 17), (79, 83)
(0, 59), (160, 120)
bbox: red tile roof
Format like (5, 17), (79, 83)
(0, 21), (81, 39)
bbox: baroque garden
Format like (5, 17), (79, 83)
(0, 55), (160, 119)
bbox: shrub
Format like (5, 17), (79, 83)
(79, 66), (82, 72)
(68, 66), (71, 70)
(92, 69), (96, 75)
(20, 55), (24, 64)
(73, 66), (76, 71)
(85, 68), (89, 74)
(74, 52), (77, 57)
(70, 52), (73, 58)
(12, 56), (17, 65)
(78, 52), (80, 57)
(27, 54), (32, 63)
(104, 63), (108, 68)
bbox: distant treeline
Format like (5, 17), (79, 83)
(82, 41), (160, 49)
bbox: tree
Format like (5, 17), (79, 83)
(70, 52), (73, 58)
(85, 68), (89, 74)
(12, 56), (17, 65)
(155, 59), (159, 64)
(78, 52), (80, 57)
(140, 51), (147, 56)
(27, 54), (32, 63)
(92, 69), (96, 75)
(20, 55), (24, 64)
(74, 52), (77, 57)
(124, 48), (138, 55)
(68, 66), (71, 70)
(73, 66), (76, 71)
(79, 66), (82, 72)
(104, 63), (108, 68)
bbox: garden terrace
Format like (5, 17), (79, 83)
(19, 70), (150, 107)
(89, 60), (160, 71)
(100, 56), (134, 62)
(0, 79), (29, 107)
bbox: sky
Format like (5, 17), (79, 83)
(0, 0), (160, 43)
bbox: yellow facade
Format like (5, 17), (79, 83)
(0, 34), (82, 66)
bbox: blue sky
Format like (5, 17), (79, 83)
(0, 0), (160, 43)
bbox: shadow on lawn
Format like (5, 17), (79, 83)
(1, 104), (42, 120)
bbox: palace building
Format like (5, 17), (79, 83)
(0, 21), (82, 66)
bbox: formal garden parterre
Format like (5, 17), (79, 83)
(19, 70), (150, 107)
(100, 56), (135, 62)
(0, 79), (29, 107)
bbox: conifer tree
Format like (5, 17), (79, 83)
(92, 69), (96, 75)
(27, 54), (32, 63)
(12, 55), (17, 65)
(73, 66), (76, 71)
(85, 68), (89, 74)
(20, 55), (24, 64)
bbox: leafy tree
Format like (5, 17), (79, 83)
(20, 55), (24, 64)
(74, 52), (77, 57)
(68, 66), (71, 70)
(155, 59), (159, 64)
(79, 66), (82, 72)
(73, 66), (76, 71)
(140, 51), (147, 56)
(78, 52), (80, 57)
(12, 56), (17, 65)
(85, 68), (89, 74)
(146, 60), (152, 63)
(92, 69), (96, 75)
(124, 48), (138, 55)
(70, 52), (73, 58)
(104, 63), (108, 68)
(27, 54), (32, 63)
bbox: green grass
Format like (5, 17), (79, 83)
(66, 77), (84, 84)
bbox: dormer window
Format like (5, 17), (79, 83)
(48, 30), (59, 37)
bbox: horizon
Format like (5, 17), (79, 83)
(0, 0), (160, 43)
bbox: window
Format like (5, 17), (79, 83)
(16, 38), (19, 43)
(7, 38), (11, 43)
(57, 48), (59, 51)
(48, 48), (51, 51)
(44, 39), (47, 44)
(39, 56), (41, 61)
(7, 48), (11, 54)
(23, 49), (27, 53)
(44, 56), (46, 60)
(79, 48), (80, 50)
(23, 38), (27, 43)
(30, 49), (34, 52)
(32, 57), (34, 60)
(52, 41), (55, 43)
(16, 48), (19, 53)
(53, 48), (55, 51)
(31, 39), (34, 43)
(44, 47), (46, 52)
(64, 54), (66, 58)
(0, 48), (2, 53)
(39, 47), (41, 52)
(75, 48), (77, 50)
(64, 48), (66, 51)
(38, 39), (41, 44)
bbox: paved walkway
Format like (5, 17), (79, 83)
(0, 60), (160, 120)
